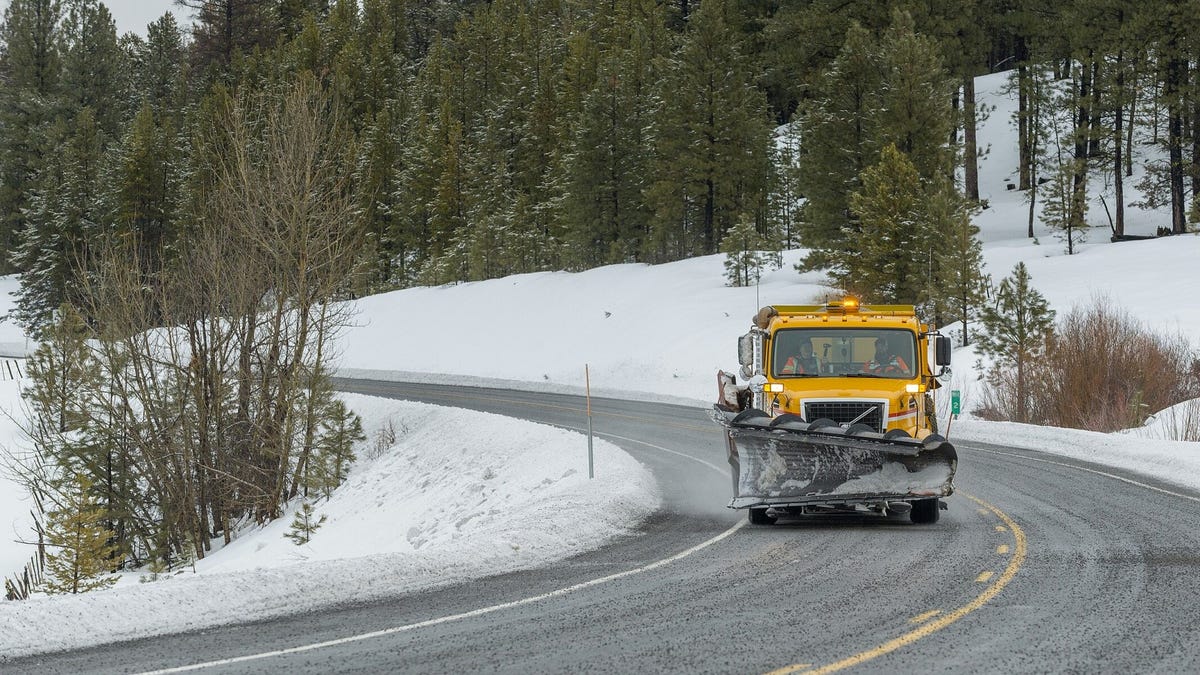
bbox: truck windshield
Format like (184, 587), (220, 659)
(772, 328), (917, 379)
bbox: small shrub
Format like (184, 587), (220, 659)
(285, 503), (327, 546)
(979, 296), (1200, 432)
(1040, 298), (1200, 431)
(368, 419), (399, 461)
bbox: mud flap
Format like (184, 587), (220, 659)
(710, 407), (957, 509)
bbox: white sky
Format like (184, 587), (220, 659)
(0, 0), (184, 37)
(104, 0), (183, 36)
(2, 70), (1200, 659)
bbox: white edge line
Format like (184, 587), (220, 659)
(969, 445), (1200, 504)
(139, 426), (741, 673)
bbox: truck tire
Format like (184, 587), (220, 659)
(748, 507), (776, 525)
(910, 498), (940, 524)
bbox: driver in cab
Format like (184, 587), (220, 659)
(782, 341), (820, 375)
(865, 337), (908, 376)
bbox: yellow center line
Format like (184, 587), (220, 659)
(997, 544), (1009, 555)
(975, 571), (994, 583)
(765, 492), (1027, 675)
(907, 610), (941, 625)
(994, 525), (1007, 532)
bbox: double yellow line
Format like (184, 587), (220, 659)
(767, 493), (1027, 674)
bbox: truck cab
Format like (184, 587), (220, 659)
(740, 299), (952, 439)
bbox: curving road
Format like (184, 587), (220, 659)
(7, 379), (1200, 674)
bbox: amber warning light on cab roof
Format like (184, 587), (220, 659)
(825, 296), (859, 313)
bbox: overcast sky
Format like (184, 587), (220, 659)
(1, 1), (187, 37)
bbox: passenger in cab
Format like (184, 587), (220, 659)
(866, 337), (908, 376)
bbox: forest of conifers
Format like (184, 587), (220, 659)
(2, 0), (1200, 331)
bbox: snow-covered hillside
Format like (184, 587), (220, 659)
(3, 70), (1200, 656)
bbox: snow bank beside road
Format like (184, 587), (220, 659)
(953, 420), (1200, 496)
(0, 395), (659, 659)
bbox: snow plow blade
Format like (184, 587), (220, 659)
(710, 407), (957, 508)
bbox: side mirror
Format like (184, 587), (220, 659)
(935, 335), (952, 366)
(738, 333), (755, 368)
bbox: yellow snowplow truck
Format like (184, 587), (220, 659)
(710, 298), (957, 525)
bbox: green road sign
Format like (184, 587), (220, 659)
(951, 389), (961, 415)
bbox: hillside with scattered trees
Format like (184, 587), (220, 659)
(3, 0), (1200, 587)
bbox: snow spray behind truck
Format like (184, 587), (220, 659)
(710, 298), (957, 525)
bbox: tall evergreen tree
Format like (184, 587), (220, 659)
(926, 176), (987, 344)
(799, 13), (955, 280)
(557, 0), (666, 268)
(177, 0), (276, 78)
(795, 23), (881, 264)
(645, 0), (772, 262)
(111, 102), (182, 273)
(132, 12), (188, 115)
(13, 107), (103, 334)
(977, 262), (1055, 423)
(59, 0), (126, 137)
(844, 143), (931, 303)
(0, 0), (63, 271)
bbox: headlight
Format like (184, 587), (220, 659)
(765, 383), (784, 393)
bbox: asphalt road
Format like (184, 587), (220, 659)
(7, 379), (1200, 674)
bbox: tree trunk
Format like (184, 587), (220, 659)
(1192, 75), (1200, 218)
(1071, 59), (1090, 252)
(1126, 53), (1139, 178)
(1088, 59), (1103, 158)
(1114, 51), (1125, 238)
(1167, 56), (1187, 234)
(963, 76), (979, 202)
(1028, 73), (1038, 239)
(1017, 36), (1031, 191)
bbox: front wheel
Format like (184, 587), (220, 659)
(910, 498), (940, 524)
(748, 507), (776, 525)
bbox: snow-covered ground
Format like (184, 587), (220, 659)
(0, 391), (657, 656)
(3, 69), (1200, 657)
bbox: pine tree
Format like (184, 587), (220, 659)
(0, 0), (63, 271)
(178, 0), (276, 78)
(59, 0), (126, 138)
(645, 0), (772, 262)
(557, 0), (666, 268)
(284, 502), (327, 545)
(798, 13), (955, 275)
(796, 23), (881, 263)
(720, 213), (781, 287)
(13, 108), (104, 335)
(308, 399), (364, 500)
(925, 176), (987, 344)
(872, 11), (955, 181)
(1040, 156), (1088, 254)
(21, 303), (94, 453)
(845, 143), (930, 303)
(43, 473), (119, 594)
(977, 263), (1055, 423)
(112, 102), (181, 273)
(132, 12), (187, 115)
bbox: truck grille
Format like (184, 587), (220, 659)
(804, 402), (884, 432)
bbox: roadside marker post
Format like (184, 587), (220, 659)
(586, 364), (594, 479)
(946, 389), (961, 438)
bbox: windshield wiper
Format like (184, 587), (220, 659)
(844, 373), (882, 378)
